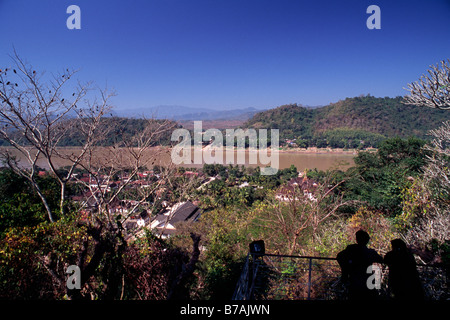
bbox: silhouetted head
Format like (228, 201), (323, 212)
(391, 238), (407, 252)
(355, 230), (370, 246)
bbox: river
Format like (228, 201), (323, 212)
(0, 147), (356, 172)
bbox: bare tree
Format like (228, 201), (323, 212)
(258, 176), (359, 256)
(402, 60), (450, 262)
(0, 53), (201, 300)
(423, 120), (450, 189)
(403, 121), (450, 257)
(33, 113), (182, 299)
(0, 51), (114, 222)
(71, 116), (178, 229)
(403, 59), (450, 110)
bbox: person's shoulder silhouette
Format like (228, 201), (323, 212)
(384, 238), (424, 300)
(337, 230), (383, 268)
(336, 230), (383, 299)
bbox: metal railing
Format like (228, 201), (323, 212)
(232, 252), (448, 300)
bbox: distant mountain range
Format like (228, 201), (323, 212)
(112, 105), (264, 121)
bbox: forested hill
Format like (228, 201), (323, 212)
(244, 96), (450, 148)
(0, 117), (180, 147)
(59, 118), (180, 147)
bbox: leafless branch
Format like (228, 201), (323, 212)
(0, 52), (114, 221)
(403, 59), (450, 110)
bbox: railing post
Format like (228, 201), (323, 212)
(307, 257), (312, 300)
(232, 253), (250, 300)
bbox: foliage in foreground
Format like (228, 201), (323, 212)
(0, 131), (449, 299)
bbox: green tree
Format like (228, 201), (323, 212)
(341, 137), (429, 215)
(0, 169), (63, 235)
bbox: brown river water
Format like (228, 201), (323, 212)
(0, 147), (356, 172)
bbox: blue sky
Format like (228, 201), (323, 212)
(0, 0), (449, 111)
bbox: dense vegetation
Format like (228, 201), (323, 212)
(1, 132), (449, 299)
(245, 96), (450, 148)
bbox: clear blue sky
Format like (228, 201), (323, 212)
(1, 0), (449, 111)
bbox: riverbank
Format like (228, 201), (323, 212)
(276, 147), (377, 154)
(199, 145), (373, 154)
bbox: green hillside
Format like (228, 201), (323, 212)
(244, 95), (450, 148)
(0, 117), (179, 147)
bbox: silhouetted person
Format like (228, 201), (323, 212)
(336, 230), (383, 300)
(384, 239), (424, 300)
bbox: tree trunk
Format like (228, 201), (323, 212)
(60, 183), (66, 216)
(33, 180), (55, 223)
